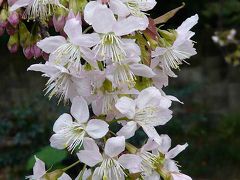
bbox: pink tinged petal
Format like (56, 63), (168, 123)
(113, 15), (149, 36)
(86, 119), (109, 139)
(115, 96), (136, 119)
(116, 121), (138, 139)
(91, 6), (116, 33)
(130, 63), (156, 78)
(37, 36), (67, 53)
(33, 156), (46, 179)
(104, 136), (125, 158)
(58, 173), (72, 180)
(53, 113), (73, 133)
(83, 137), (99, 151)
(64, 18), (82, 45)
(109, 0), (130, 17)
(83, 1), (102, 25)
(70, 96), (89, 123)
(75, 33), (100, 47)
(171, 173), (192, 180)
(166, 143), (188, 159)
(152, 47), (168, 58)
(141, 138), (159, 152)
(10, 0), (32, 11)
(118, 154), (142, 173)
(77, 149), (103, 167)
(135, 87), (162, 109)
(50, 134), (67, 150)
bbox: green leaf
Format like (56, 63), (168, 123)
(26, 146), (67, 170)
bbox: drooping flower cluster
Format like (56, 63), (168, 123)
(0, 0), (199, 179)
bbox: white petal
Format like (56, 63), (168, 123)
(115, 96), (136, 119)
(109, 0), (130, 17)
(104, 136), (125, 158)
(64, 18), (82, 45)
(141, 125), (162, 145)
(53, 113), (73, 133)
(77, 150), (103, 167)
(58, 173), (72, 180)
(92, 167), (102, 180)
(91, 6), (116, 33)
(118, 154), (142, 173)
(158, 134), (171, 154)
(135, 87), (162, 109)
(75, 168), (92, 180)
(164, 159), (179, 173)
(50, 134), (67, 150)
(166, 143), (188, 159)
(37, 36), (67, 53)
(27, 63), (59, 77)
(116, 121), (138, 139)
(130, 63), (156, 78)
(33, 156), (46, 179)
(141, 138), (159, 152)
(10, 0), (31, 11)
(177, 14), (199, 33)
(82, 138), (98, 152)
(70, 96), (89, 123)
(84, 1), (101, 25)
(138, 0), (157, 11)
(171, 173), (192, 180)
(75, 33), (100, 47)
(113, 15), (149, 36)
(86, 119), (109, 139)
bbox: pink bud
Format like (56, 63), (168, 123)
(33, 45), (42, 58)
(8, 43), (18, 53)
(53, 15), (65, 32)
(23, 47), (33, 60)
(8, 11), (19, 27)
(6, 23), (17, 35)
(101, 0), (110, 4)
(42, 52), (49, 61)
(0, 26), (4, 36)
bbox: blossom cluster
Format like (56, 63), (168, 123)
(1, 0), (198, 179)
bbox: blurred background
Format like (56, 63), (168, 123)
(0, 0), (240, 179)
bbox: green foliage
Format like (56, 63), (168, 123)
(26, 146), (67, 171)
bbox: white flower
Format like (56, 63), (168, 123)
(109, 0), (157, 18)
(151, 14), (199, 77)
(106, 39), (156, 87)
(37, 18), (100, 70)
(141, 136), (191, 180)
(84, 4), (148, 63)
(77, 136), (142, 180)
(58, 173), (72, 180)
(10, 0), (64, 20)
(115, 87), (172, 144)
(26, 156), (46, 180)
(27, 62), (91, 103)
(50, 96), (109, 152)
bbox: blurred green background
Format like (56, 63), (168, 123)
(0, 0), (240, 179)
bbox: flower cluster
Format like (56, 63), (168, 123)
(1, 0), (199, 179)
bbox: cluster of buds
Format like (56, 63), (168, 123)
(212, 29), (240, 66)
(0, 0), (199, 179)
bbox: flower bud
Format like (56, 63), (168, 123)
(53, 15), (65, 32)
(0, 26), (4, 36)
(23, 46), (33, 60)
(33, 44), (42, 58)
(158, 29), (177, 46)
(7, 32), (19, 53)
(8, 11), (19, 27)
(19, 22), (30, 47)
(0, 9), (8, 28)
(44, 169), (64, 180)
(6, 23), (17, 35)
